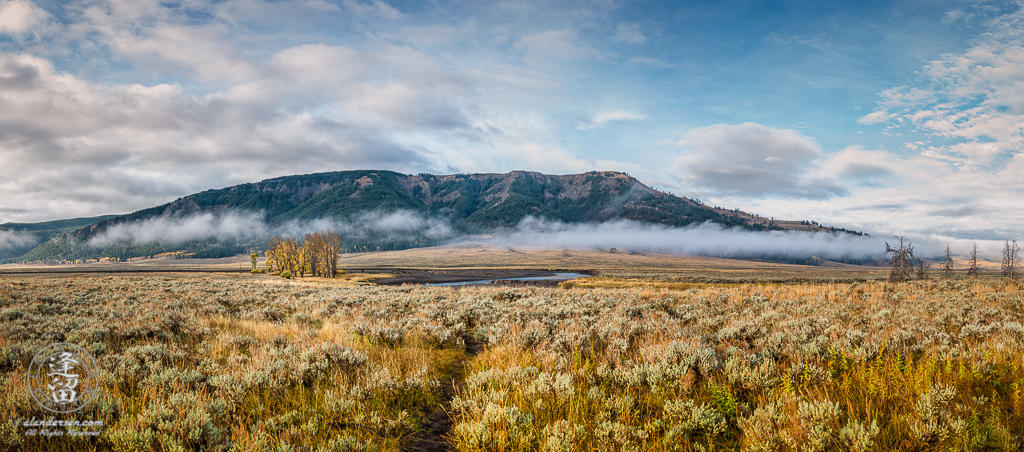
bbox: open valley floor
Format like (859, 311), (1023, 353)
(2, 247), (1022, 451)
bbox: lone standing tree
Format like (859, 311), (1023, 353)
(885, 236), (915, 283)
(967, 243), (980, 278)
(941, 244), (954, 279)
(1002, 240), (1020, 280)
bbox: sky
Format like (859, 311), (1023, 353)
(0, 0), (1021, 244)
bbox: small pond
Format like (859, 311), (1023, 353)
(426, 272), (590, 287)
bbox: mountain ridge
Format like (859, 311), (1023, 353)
(81, 170), (761, 232)
(12, 170), (865, 263)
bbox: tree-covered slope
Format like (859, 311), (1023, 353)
(0, 215), (121, 260)
(72, 170), (761, 233)
(16, 170), (813, 262)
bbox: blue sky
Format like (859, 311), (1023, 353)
(0, 0), (1022, 249)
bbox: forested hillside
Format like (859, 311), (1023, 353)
(78, 170), (762, 230)
(0, 215), (120, 260)
(11, 170), (849, 263)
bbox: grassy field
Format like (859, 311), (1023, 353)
(337, 243), (898, 283)
(2, 260), (1023, 451)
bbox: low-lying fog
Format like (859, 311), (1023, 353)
(21, 209), (1012, 261)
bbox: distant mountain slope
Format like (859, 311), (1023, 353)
(16, 170), (863, 262)
(1, 215), (122, 234)
(0, 215), (120, 260)
(78, 170), (762, 232)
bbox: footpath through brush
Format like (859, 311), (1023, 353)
(406, 333), (482, 452)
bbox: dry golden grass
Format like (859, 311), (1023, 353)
(3, 270), (1023, 451)
(255, 271), (394, 287)
(338, 243), (829, 270)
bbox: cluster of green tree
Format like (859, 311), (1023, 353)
(748, 220), (786, 231)
(342, 237), (443, 254)
(800, 220), (868, 236)
(829, 226), (868, 236)
(11, 235), (245, 264)
(190, 245), (248, 259)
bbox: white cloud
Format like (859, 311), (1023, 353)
(856, 109), (897, 125)
(76, 1), (259, 82)
(818, 145), (892, 181)
(875, 86), (933, 110)
(0, 48), (445, 222)
(861, 7), (1024, 164)
(0, 0), (47, 34)
(670, 123), (846, 199)
(577, 110), (647, 129)
(726, 141), (1024, 244)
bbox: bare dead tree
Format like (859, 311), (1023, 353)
(917, 257), (930, 280)
(941, 244), (954, 279)
(1003, 240), (1020, 280)
(885, 236), (915, 283)
(967, 242), (980, 278)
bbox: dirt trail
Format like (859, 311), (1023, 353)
(406, 333), (482, 452)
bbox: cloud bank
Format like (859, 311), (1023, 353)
(671, 123), (846, 200)
(0, 229), (37, 250)
(484, 217), (1024, 261)
(485, 217), (887, 261)
(88, 211), (269, 248)
(85, 210), (455, 249)
(64, 208), (1020, 263)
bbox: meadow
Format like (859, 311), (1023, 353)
(2, 268), (1023, 451)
